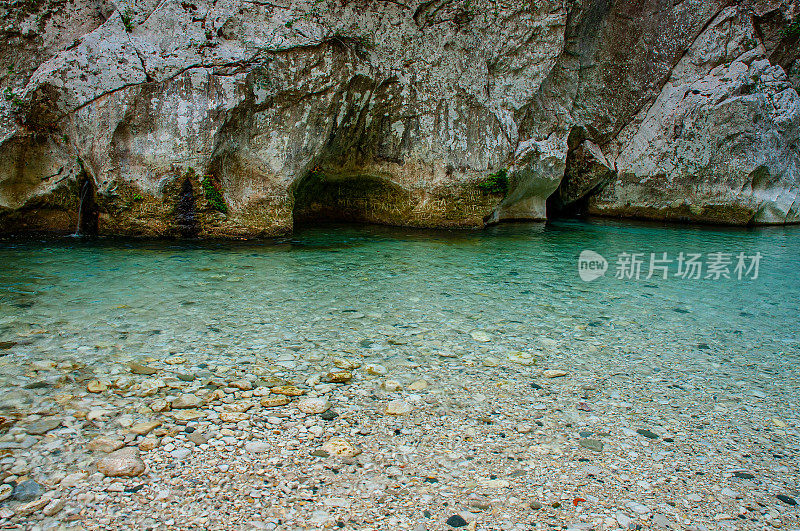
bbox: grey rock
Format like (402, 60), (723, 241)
(170, 448), (192, 460)
(652, 513), (673, 528)
(171, 393), (201, 409)
(97, 447), (146, 477)
(578, 439), (604, 452)
(592, 8), (800, 225)
(12, 479), (43, 502)
(24, 418), (62, 435)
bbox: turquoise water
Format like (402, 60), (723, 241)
(0, 220), (798, 406)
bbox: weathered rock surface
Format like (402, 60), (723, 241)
(592, 7), (800, 224)
(0, 0), (797, 235)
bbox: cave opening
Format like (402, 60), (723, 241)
(546, 128), (615, 221)
(546, 190), (592, 220)
(76, 173), (98, 236)
(291, 170), (411, 227)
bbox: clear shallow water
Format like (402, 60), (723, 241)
(0, 219), (798, 405)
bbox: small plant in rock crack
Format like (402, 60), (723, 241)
(3, 87), (22, 108)
(200, 175), (228, 214)
(327, 32), (373, 58)
(477, 169), (509, 195)
(121, 12), (134, 32)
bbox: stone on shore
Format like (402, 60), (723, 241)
(130, 420), (161, 435)
(385, 399), (413, 415)
(321, 437), (360, 458)
(296, 397), (330, 414)
(271, 385), (304, 396)
(260, 396), (290, 407)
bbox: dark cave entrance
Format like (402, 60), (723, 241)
(546, 128), (615, 221)
(546, 190), (592, 220)
(76, 173), (98, 236)
(175, 176), (199, 238)
(291, 171), (411, 227)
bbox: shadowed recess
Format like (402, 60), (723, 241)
(175, 176), (199, 238)
(76, 172), (98, 236)
(291, 171), (412, 226)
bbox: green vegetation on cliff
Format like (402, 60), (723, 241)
(201, 175), (228, 214)
(477, 169), (508, 195)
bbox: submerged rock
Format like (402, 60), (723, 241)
(446, 515), (468, 527)
(296, 397), (330, 414)
(578, 439), (604, 452)
(11, 480), (42, 502)
(86, 380), (107, 393)
(470, 331), (492, 342)
(333, 359), (361, 370)
(97, 448), (146, 477)
(364, 364), (388, 376)
(129, 363), (158, 375)
(24, 418), (61, 435)
(87, 436), (125, 453)
(636, 428), (659, 439)
(324, 371), (353, 384)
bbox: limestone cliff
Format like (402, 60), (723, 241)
(0, 0), (798, 236)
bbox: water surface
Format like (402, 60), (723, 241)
(0, 220), (798, 410)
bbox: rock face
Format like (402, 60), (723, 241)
(591, 6), (800, 224)
(0, 0), (797, 235)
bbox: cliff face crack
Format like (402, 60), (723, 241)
(49, 41), (343, 123)
(174, 175), (199, 237)
(126, 30), (153, 83)
(547, 127), (615, 219)
(76, 169), (98, 236)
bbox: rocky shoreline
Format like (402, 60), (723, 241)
(1, 347), (798, 530)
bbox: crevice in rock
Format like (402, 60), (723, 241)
(76, 168), (98, 236)
(546, 127), (615, 220)
(753, 8), (799, 74)
(175, 175), (199, 237)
